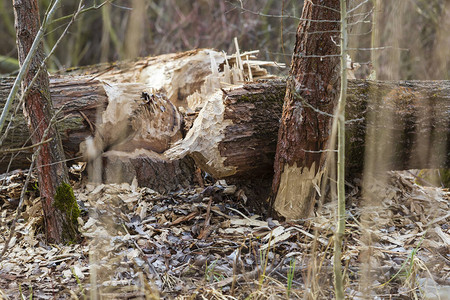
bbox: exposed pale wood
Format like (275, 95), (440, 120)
(1, 49), (289, 194)
(0, 74), (193, 191)
(78, 87), (182, 160)
(270, 0), (340, 220)
(62, 48), (279, 109)
(168, 80), (450, 181)
(65, 49), (224, 109)
(167, 81), (284, 178)
(3, 78), (449, 178)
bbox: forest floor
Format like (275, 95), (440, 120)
(0, 167), (449, 299)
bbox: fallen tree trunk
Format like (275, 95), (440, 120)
(1, 48), (283, 193)
(2, 78), (449, 180)
(62, 49), (225, 109)
(0, 75), (195, 193)
(168, 79), (450, 178)
(0, 75), (109, 171)
(1, 48), (280, 173)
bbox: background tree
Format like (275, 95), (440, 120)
(269, 0), (341, 220)
(13, 0), (78, 243)
(0, 1), (301, 73)
(2, 1), (448, 80)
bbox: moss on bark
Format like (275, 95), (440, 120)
(54, 182), (80, 243)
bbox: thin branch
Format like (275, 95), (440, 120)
(334, 0), (348, 298)
(290, 80), (336, 118)
(309, 1), (341, 14)
(345, 118), (365, 124)
(349, 29), (373, 36)
(292, 53), (342, 58)
(348, 0), (370, 14)
(0, 138), (53, 154)
(348, 9), (374, 26)
(32, 155), (84, 171)
(280, 0), (288, 68)
(283, 29), (341, 36)
(267, 51), (341, 58)
(301, 149), (338, 153)
(109, 2), (132, 10)
(348, 46), (409, 51)
(50, 0), (108, 24)
(305, 30), (341, 35)
(238, 5), (341, 23)
(349, 8), (374, 18)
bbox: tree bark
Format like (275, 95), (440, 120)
(0, 76), (195, 193)
(3, 77), (449, 176)
(3, 78), (449, 180)
(0, 76), (109, 172)
(170, 80), (450, 180)
(270, 0), (341, 219)
(13, 0), (77, 243)
(1, 47), (282, 173)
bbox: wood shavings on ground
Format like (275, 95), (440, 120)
(0, 169), (449, 299)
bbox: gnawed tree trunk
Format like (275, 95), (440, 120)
(3, 78), (449, 170)
(270, 0), (341, 220)
(0, 75), (194, 193)
(13, 0), (77, 243)
(2, 45), (449, 203)
(169, 80), (450, 180)
(62, 48), (277, 110)
(167, 82), (284, 178)
(2, 78), (449, 186)
(62, 49), (224, 109)
(1, 48), (280, 193)
(78, 86), (194, 194)
(1, 48), (281, 172)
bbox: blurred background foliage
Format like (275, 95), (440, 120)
(350, 0), (450, 80)
(0, 0), (448, 80)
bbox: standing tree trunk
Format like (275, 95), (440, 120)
(270, 0), (341, 220)
(13, 0), (78, 243)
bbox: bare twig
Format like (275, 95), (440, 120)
(0, 138), (53, 154)
(238, 5), (341, 23)
(50, 0), (108, 24)
(348, 0), (370, 14)
(290, 80), (336, 118)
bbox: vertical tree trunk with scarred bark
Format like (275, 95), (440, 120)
(270, 0), (341, 220)
(13, 0), (78, 243)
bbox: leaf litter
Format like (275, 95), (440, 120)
(0, 169), (449, 299)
